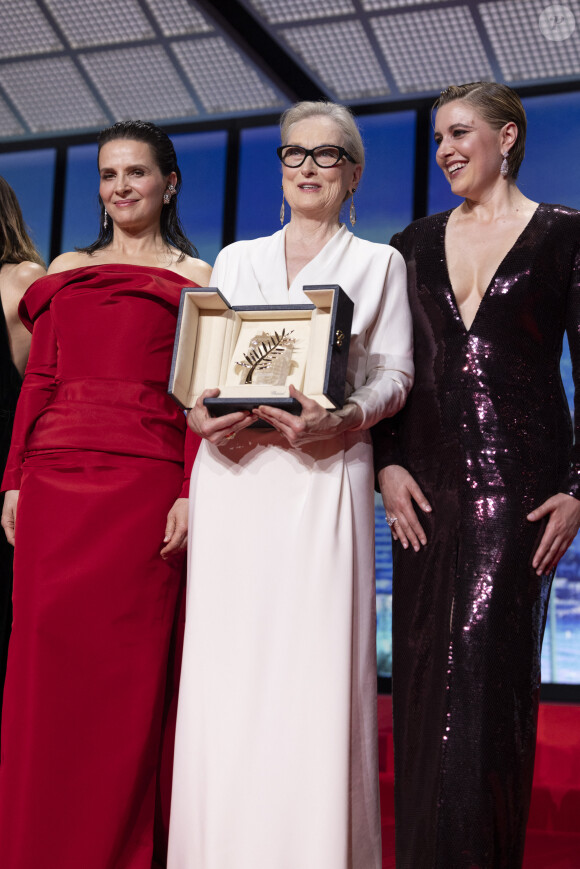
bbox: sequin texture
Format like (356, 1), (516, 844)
(372, 204), (580, 868)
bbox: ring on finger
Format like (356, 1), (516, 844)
(385, 514), (398, 528)
(225, 432), (237, 441)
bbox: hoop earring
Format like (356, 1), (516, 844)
(103, 208), (109, 230)
(280, 187), (285, 226)
(349, 189), (357, 227)
(500, 151), (509, 177)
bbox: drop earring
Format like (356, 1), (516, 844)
(500, 151), (509, 177)
(103, 208), (109, 230)
(349, 189), (357, 227)
(280, 187), (285, 226)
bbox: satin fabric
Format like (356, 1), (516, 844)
(372, 204), (580, 869)
(168, 226), (414, 869)
(0, 265), (200, 869)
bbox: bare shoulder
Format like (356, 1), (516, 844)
(0, 260), (46, 304)
(47, 251), (92, 275)
(174, 255), (212, 286)
(12, 260), (46, 292)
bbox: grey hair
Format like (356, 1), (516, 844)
(280, 101), (365, 170)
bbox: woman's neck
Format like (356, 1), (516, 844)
(284, 214), (343, 288)
(285, 213), (342, 251)
(458, 182), (535, 223)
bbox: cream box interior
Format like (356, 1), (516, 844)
(168, 286), (351, 413)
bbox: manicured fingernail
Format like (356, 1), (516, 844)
(402, 542), (408, 549)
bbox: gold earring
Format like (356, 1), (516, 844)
(349, 189), (357, 227)
(280, 186), (285, 226)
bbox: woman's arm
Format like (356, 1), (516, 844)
(527, 243), (580, 574)
(345, 247), (414, 430)
(1, 305), (58, 492)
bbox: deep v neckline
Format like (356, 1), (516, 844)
(441, 203), (543, 333)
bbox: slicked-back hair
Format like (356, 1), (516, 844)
(78, 120), (198, 260)
(433, 82), (526, 180)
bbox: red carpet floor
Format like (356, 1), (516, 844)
(377, 696), (580, 868)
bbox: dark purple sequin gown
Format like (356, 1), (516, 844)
(372, 204), (580, 869)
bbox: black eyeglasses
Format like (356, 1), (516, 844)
(277, 145), (356, 168)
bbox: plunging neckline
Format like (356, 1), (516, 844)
(441, 202), (543, 333)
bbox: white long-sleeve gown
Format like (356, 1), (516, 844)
(168, 225), (413, 869)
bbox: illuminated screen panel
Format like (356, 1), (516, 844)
(171, 130), (228, 268)
(61, 131), (227, 267)
(61, 143), (100, 253)
(236, 125), (282, 241)
(355, 110), (416, 245)
(427, 90), (580, 686)
(0, 149), (56, 265)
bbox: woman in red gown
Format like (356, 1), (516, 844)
(0, 120), (211, 869)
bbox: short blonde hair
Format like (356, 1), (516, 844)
(280, 100), (365, 170)
(434, 82), (526, 179)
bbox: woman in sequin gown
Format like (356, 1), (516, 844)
(372, 83), (580, 868)
(0, 176), (45, 744)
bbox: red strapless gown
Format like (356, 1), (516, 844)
(0, 265), (200, 869)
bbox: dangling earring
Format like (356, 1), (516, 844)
(349, 189), (357, 227)
(103, 208), (109, 230)
(500, 151), (509, 177)
(164, 183), (176, 205)
(280, 187), (285, 226)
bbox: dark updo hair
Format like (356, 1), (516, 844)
(0, 176), (44, 267)
(433, 82), (527, 180)
(78, 120), (198, 259)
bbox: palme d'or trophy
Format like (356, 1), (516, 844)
(235, 329), (296, 385)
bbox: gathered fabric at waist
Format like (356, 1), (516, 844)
(26, 377), (186, 463)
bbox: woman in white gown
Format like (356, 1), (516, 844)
(168, 101), (414, 869)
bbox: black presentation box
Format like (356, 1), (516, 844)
(168, 284), (353, 417)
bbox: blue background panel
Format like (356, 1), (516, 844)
(0, 149), (56, 265)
